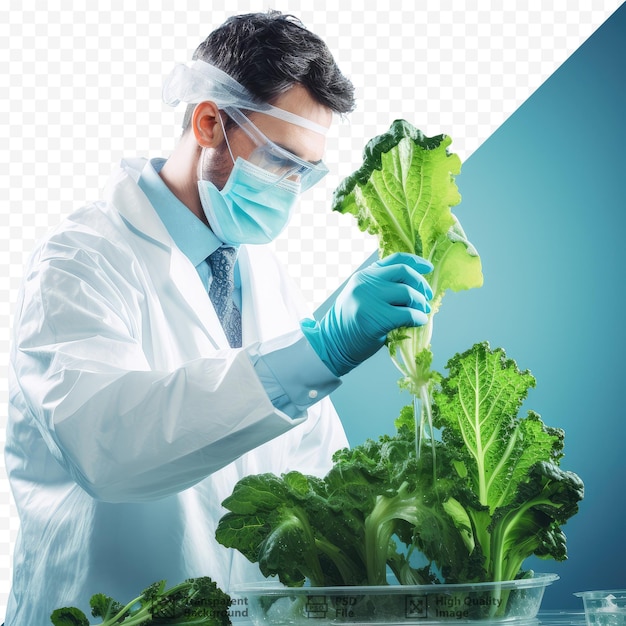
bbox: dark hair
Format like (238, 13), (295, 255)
(181, 10), (355, 132)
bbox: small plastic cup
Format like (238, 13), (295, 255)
(574, 590), (626, 626)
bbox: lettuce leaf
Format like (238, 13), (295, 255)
(432, 342), (584, 582)
(332, 119), (484, 447)
(331, 119), (483, 317)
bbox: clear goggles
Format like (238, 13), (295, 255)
(223, 107), (329, 192)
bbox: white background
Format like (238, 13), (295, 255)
(0, 1), (621, 617)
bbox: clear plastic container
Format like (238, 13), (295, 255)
(233, 573), (559, 625)
(536, 610), (586, 626)
(574, 590), (626, 626)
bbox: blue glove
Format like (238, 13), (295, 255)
(302, 253), (433, 377)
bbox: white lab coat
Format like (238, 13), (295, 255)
(4, 158), (348, 625)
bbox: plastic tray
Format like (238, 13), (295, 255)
(233, 573), (559, 625)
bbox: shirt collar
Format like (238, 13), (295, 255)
(137, 158), (222, 266)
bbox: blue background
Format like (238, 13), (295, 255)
(320, 3), (626, 610)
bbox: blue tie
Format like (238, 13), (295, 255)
(207, 246), (242, 348)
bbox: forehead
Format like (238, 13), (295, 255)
(248, 85), (332, 162)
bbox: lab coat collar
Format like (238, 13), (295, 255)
(105, 158), (174, 251)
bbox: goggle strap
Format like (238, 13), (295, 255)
(164, 61), (330, 136)
(255, 104), (329, 136)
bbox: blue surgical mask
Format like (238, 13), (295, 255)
(198, 156), (301, 246)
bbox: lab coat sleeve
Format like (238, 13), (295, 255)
(12, 241), (306, 503)
(249, 333), (342, 419)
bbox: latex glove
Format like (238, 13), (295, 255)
(301, 253), (433, 377)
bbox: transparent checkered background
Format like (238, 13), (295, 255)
(0, 0), (621, 617)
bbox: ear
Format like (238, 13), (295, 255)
(191, 101), (224, 148)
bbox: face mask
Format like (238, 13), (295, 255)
(198, 156), (301, 246)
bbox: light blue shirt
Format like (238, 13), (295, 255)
(137, 158), (340, 419)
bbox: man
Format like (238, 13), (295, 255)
(4, 11), (433, 625)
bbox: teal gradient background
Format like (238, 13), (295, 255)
(321, 4), (626, 609)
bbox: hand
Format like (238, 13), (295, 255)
(302, 253), (433, 376)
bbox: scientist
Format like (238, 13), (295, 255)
(4, 10), (433, 626)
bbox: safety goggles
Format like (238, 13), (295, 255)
(223, 107), (329, 191)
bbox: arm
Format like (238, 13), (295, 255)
(13, 246), (304, 503)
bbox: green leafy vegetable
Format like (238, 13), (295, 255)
(50, 607), (90, 626)
(331, 120), (483, 427)
(432, 342), (584, 583)
(216, 440), (429, 587)
(216, 471), (365, 587)
(217, 343), (583, 587)
(50, 577), (232, 626)
(433, 342), (584, 582)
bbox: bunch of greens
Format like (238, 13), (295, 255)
(331, 119), (483, 450)
(215, 120), (583, 589)
(216, 342), (584, 587)
(50, 577), (232, 626)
